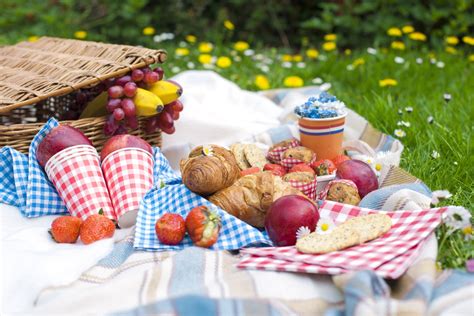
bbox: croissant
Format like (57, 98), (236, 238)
(180, 145), (241, 196)
(209, 172), (303, 228)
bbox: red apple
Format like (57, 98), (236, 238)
(265, 195), (319, 247)
(336, 160), (378, 198)
(37, 125), (92, 168)
(100, 134), (153, 161)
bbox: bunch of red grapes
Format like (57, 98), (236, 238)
(103, 66), (183, 136)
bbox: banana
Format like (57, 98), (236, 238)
(148, 80), (183, 105)
(133, 88), (164, 116)
(79, 92), (108, 118)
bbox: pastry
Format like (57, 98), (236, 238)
(243, 144), (268, 169)
(180, 145), (240, 196)
(209, 172), (302, 228)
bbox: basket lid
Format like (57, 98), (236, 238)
(0, 37), (167, 114)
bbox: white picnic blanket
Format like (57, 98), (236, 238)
(1, 71), (472, 315)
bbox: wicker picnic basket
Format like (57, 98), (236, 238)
(0, 37), (167, 153)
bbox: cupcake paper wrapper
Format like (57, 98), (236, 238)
(266, 138), (300, 164)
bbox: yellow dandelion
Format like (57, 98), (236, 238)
(462, 36), (474, 46)
(409, 32), (427, 41)
(255, 75), (270, 90)
(344, 49), (352, 55)
(445, 36), (459, 46)
(175, 48), (190, 57)
(293, 55), (303, 62)
(402, 25), (414, 34)
(322, 42), (336, 51)
(282, 54), (293, 62)
(352, 58), (365, 67)
(224, 20), (235, 30)
(198, 42), (213, 53)
(387, 27), (402, 37)
(283, 76), (304, 88)
(306, 48), (319, 59)
(391, 41), (406, 50)
(469, 54), (474, 62)
(379, 78), (398, 87)
(445, 46), (457, 54)
(74, 30), (87, 39)
(142, 27), (155, 36)
(324, 34), (337, 41)
(234, 41), (249, 52)
(198, 54), (212, 64)
(216, 56), (232, 68)
(185, 35), (197, 43)
(28, 36), (39, 42)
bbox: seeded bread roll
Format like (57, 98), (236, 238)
(282, 146), (314, 163)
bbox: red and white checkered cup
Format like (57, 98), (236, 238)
(286, 176), (318, 200)
(101, 147), (154, 228)
(266, 138), (300, 163)
(280, 153), (317, 170)
(45, 145), (116, 221)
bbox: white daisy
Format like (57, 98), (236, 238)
(316, 217), (336, 234)
(397, 121), (411, 127)
(296, 226), (312, 240)
(442, 206), (472, 234)
(431, 190), (452, 205)
(405, 106), (413, 112)
(443, 93), (452, 102)
(318, 54), (328, 61)
(282, 61), (292, 68)
(202, 145), (214, 156)
(394, 56), (405, 64)
(187, 62), (195, 69)
(233, 56), (242, 62)
(436, 61), (445, 68)
(416, 58), (423, 64)
(297, 62), (306, 68)
(244, 49), (255, 56)
(367, 47), (377, 55)
(171, 66), (180, 73)
(394, 129), (406, 138)
(427, 116), (434, 124)
(312, 77), (323, 84)
(346, 64), (355, 71)
(431, 150), (440, 159)
(253, 54), (264, 61)
(259, 65), (270, 73)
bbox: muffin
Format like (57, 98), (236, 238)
(282, 146), (314, 164)
(326, 182), (361, 205)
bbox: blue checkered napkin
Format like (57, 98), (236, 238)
(134, 149), (272, 251)
(0, 118), (67, 217)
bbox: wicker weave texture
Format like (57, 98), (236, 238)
(0, 36), (167, 113)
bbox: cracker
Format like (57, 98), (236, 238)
(339, 213), (392, 244)
(230, 143), (251, 170)
(296, 226), (360, 254)
(243, 144), (268, 169)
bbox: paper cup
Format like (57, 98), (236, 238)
(101, 148), (154, 228)
(286, 177), (318, 200)
(298, 113), (347, 160)
(45, 145), (116, 221)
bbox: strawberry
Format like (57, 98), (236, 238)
(311, 159), (336, 176)
(185, 206), (221, 248)
(80, 212), (115, 245)
(240, 167), (260, 177)
(332, 154), (351, 168)
(263, 163), (287, 177)
(49, 216), (82, 243)
(155, 213), (186, 245)
(289, 163), (315, 176)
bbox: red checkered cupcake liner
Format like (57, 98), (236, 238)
(318, 179), (358, 200)
(280, 154), (317, 170)
(102, 148), (154, 228)
(266, 138), (300, 164)
(286, 176), (318, 200)
(45, 145), (116, 221)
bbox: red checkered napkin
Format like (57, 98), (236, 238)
(45, 145), (116, 221)
(266, 138), (300, 163)
(286, 177), (317, 200)
(238, 201), (445, 278)
(238, 236), (429, 279)
(102, 148), (154, 228)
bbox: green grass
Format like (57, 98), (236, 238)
(159, 43), (473, 268)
